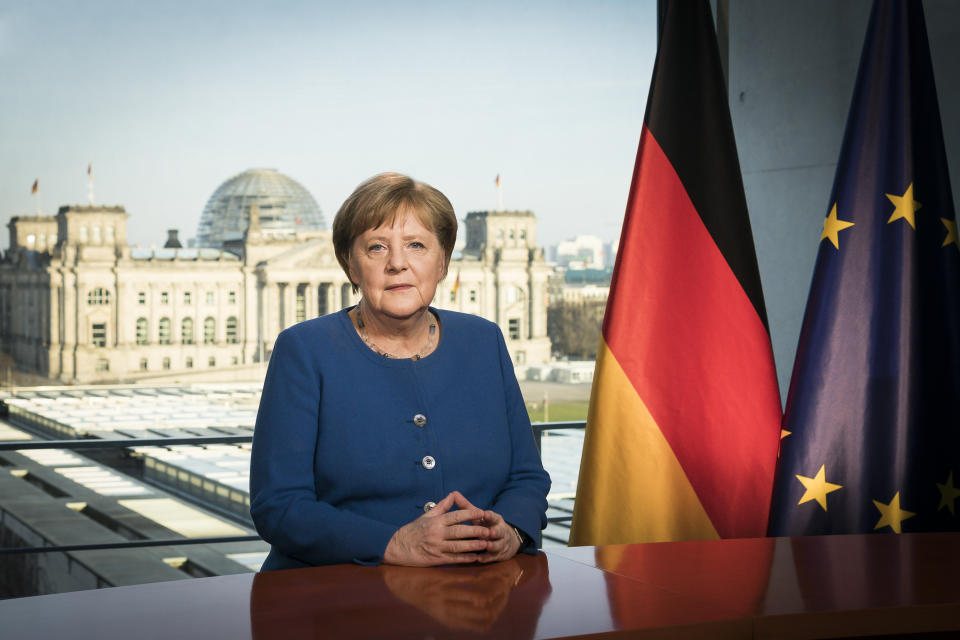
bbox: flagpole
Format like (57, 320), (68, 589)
(88, 163), (95, 205)
(31, 179), (40, 215)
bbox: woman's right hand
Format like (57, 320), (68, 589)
(383, 491), (491, 566)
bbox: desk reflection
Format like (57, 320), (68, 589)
(250, 555), (551, 639)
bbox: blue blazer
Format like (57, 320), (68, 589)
(250, 308), (551, 570)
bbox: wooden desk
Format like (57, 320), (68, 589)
(3, 533), (959, 639)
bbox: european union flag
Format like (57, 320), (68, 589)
(769, 0), (960, 536)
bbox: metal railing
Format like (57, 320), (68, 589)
(0, 420), (586, 555)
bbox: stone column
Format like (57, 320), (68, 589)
(274, 282), (283, 331)
(307, 281), (317, 318)
(282, 282), (294, 329)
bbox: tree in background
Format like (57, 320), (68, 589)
(547, 299), (606, 360)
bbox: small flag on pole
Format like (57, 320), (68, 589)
(31, 179), (38, 195)
(451, 270), (461, 297)
(87, 163), (95, 205)
(87, 162), (93, 207)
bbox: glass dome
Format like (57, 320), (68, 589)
(196, 168), (325, 247)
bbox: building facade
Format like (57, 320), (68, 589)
(0, 174), (550, 383)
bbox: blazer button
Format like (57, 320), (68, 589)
(421, 455), (436, 470)
(413, 414), (427, 427)
(423, 501), (437, 512)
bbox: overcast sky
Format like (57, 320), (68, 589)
(1, 0), (657, 249)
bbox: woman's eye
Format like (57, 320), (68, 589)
(368, 243), (386, 252)
(409, 241), (426, 249)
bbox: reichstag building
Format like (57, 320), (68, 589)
(0, 169), (551, 383)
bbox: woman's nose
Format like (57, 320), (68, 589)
(386, 249), (408, 271)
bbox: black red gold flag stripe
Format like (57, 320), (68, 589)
(570, 0), (782, 545)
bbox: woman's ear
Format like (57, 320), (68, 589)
(346, 254), (360, 290)
(439, 256), (449, 282)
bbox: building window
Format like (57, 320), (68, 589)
(160, 292), (169, 305)
(140, 358), (148, 371)
(508, 318), (521, 341)
(162, 357), (171, 370)
(87, 287), (110, 305)
(136, 317), (149, 345)
(449, 290), (456, 302)
(206, 291), (215, 305)
(106, 225), (115, 243)
(185, 357), (193, 369)
(225, 316), (239, 344)
(516, 350), (526, 365)
(469, 289), (477, 303)
(138, 291), (146, 305)
(80, 225), (88, 243)
(228, 291), (237, 304)
(26, 233), (36, 247)
(203, 317), (216, 344)
(181, 317), (194, 344)
(295, 285), (306, 323)
(91, 322), (107, 347)
(208, 356), (216, 367)
(95, 358), (109, 372)
(158, 317), (171, 344)
(184, 291), (192, 305)
(92, 225), (102, 244)
(231, 356), (239, 365)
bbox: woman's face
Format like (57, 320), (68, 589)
(348, 210), (447, 322)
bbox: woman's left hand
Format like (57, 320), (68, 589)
(476, 510), (521, 563)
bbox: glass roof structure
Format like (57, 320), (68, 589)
(195, 168), (325, 248)
(1, 383), (581, 547)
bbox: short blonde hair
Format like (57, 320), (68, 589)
(332, 173), (457, 292)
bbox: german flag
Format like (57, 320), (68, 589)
(569, 0), (782, 545)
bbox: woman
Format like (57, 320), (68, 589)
(250, 172), (551, 569)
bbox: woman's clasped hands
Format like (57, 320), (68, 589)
(383, 491), (522, 566)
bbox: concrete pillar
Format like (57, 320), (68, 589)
(307, 281), (318, 318)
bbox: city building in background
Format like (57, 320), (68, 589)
(549, 234), (615, 270)
(0, 169), (551, 383)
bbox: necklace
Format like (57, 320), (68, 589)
(356, 303), (437, 360)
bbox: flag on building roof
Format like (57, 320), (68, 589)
(451, 270), (460, 297)
(569, 0), (781, 546)
(768, 0), (960, 537)
(30, 179), (38, 195)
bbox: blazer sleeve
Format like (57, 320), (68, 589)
(488, 326), (552, 551)
(249, 327), (398, 566)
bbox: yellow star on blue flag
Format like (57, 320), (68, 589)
(886, 183), (922, 228)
